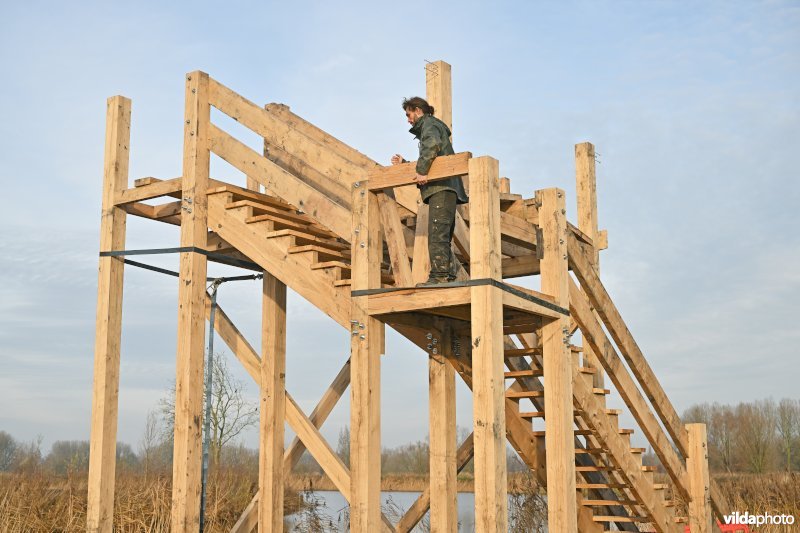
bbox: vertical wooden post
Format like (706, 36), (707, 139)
(429, 324), (458, 532)
(687, 423), (713, 533)
(538, 187), (578, 533)
(575, 142), (605, 388)
(469, 156), (507, 533)
(425, 58), (458, 533)
(87, 95), (131, 533)
(171, 71), (210, 532)
(258, 272), (287, 532)
(350, 182), (384, 532)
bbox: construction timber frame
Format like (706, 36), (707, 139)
(88, 61), (730, 532)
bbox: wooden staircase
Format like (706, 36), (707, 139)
(200, 179), (682, 532)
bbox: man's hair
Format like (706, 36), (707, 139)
(402, 96), (435, 115)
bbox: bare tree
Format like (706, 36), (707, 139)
(336, 425), (350, 468)
(737, 399), (777, 473)
(0, 431), (16, 471)
(710, 403), (738, 473)
(159, 351), (258, 467)
(139, 410), (160, 476)
(777, 398), (799, 472)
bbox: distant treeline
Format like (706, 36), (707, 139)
(682, 397), (800, 473)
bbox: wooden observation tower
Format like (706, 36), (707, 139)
(87, 61), (729, 532)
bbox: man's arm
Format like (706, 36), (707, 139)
(416, 120), (443, 176)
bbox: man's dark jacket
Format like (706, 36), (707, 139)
(410, 114), (469, 205)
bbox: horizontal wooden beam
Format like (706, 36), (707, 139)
(115, 177), (182, 204)
(367, 152), (471, 191)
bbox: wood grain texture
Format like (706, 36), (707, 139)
(87, 95), (130, 533)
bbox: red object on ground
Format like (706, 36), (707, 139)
(684, 523), (751, 533)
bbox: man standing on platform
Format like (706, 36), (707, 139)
(391, 96), (468, 286)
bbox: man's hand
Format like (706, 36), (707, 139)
(414, 173), (428, 186)
(390, 154), (405, 165)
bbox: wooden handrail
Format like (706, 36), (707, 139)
(367, 152), (471, 190)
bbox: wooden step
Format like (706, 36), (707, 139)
(248, 213), (337, 239)
(288, 244), (349, 262)
(641, 465), (657, 473)
(575, 465), (615, 472)
(208, 184), (298, 213)
(578, 367), (597, 375)
(518, 411), (545, 419)
(505, 390), (544, 399)
(581, 499), (640, 507)
(574, 448), (606, 455)
(593, 388), (611, 395)
(630, 447), (646, 454)
(618, 428), (634, 435)
(592, 515), (650, 523)
(504, 369), (543, 379)
(532, 429), (593, 437)
(605, 409), (622, 416)
(311, 261), (394, 284)
(576, 483), (626, 490)
(653, 483), (668, 490)
(504, 347), (540, 358)
(227, 199), (319, 226)
(265, 229), (348, 251)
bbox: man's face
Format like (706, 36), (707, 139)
(405, 107), (423, 125)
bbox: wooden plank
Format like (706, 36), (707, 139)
(568, 234), (689, 460)
(366, 152), (471, 190)
(569, 277), (691, 502)
(377, 190), (413, 287)
(367, 286), (471, 316)
(687, 424), (712, 533)
(258, 273), (286, 532)
(429, 325), (457, 533)
(468, 156), (507, 533)
(87, 95), (131, 533)
(115, 177), (182, 204)
(537, 187), (578, 533)
(208, 123), (351, 240)
(171, 71), (210, 533)
(350, 184), (384, 532)
(501, 287), (565, 320)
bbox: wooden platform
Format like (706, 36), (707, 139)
(354, 278), (567, 331)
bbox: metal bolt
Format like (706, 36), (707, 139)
(427, 344), (433, 350)
(360, 190), (365, 196)
(185, 120), (190, 125)
(352, 331), (358, 336)
(350, 319), (359, 324)
(432, 348), (438, 354)
(183, 197), (193, 204)
(359, 323), (365, 329)
(561, 209), (566, 215)
(191, 88), (196, 94)
(354, 228), (360, 234)
(359, 334), (366, 340)
(426, 332), (433, 340)
(187, 75), (192, 81)
(559, 239), (564, 245)
(360, 242), (366, 248)
(557, 191), (563, 198)
(354, 182), (360, 188)
(190, 131), (195, 136)
(432, 338), (438, 345)
(563, 254), (568, 260)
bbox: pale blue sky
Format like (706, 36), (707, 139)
(0, 1), (798, 452)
